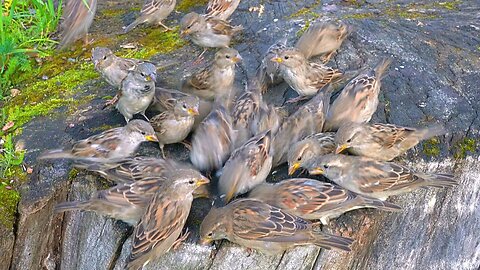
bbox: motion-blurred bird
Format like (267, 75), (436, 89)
(57, 0), (98, 50)
(218, 130), (272, 202)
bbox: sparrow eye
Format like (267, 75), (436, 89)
(296, 156), (302, 161)
(284, 55), (289, 60)
(207, 232), (213, 237)
(183, 104), (187, 109)
(188, 180), (195, 185)
(346, 139), (352, 143)
(141, 131), (146, 135)
(323, 164), (329, 169)
(225, 55), (230, 59)
(140, 72), (145, 77)
(103, 56), (107, 60)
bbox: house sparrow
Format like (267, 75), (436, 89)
(271, 47), (343, 102)
(335, 123), (447, 161)
(181, 48), (242, 101)
(91, 47), (143, 89)
(190, 104), (237, 171)
(72, 156), (187, 183)
(295, 21), (351, 62)
(272, 86), (333, 167)
(117, 62), (157, 122)
(252, 104), (286, 137)
(151, 87), (200, 113)
(287, 132), (336, 175)
(308, 154), (457, 200)
(123, 0), (176, 33)
(231, 80), (264, 147)
(248, 178), (401, 224)
(180, 12), (243, 58)
(256, 37), (288, 90)
(324, 58), (392, 131)
(199, 199), (354, 254)
(38, 120), (158, 160)
(126, 171), (209, 269)
(55, 177), (164, 225)
(57, 0), (98, 50)
(205, 0), (241, 20)
(218, 130), (272, 202)
(150, 99), (199, 157)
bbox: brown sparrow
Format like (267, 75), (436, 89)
(271, 48), (342, 101)
(308, 154), (457, 200)
(205, 0), (241, 20)
(287, 132), (336, 175)
(335, 122), (447, 161)
(126, 171), (209, 269)
(181, 48), (242, 101)
(123, 0), (176, 33)
(324, 58), (392, 131)
(249, 178), (401, 224)
(150, 100), (199, 157)
(151, 87), (200, 113)
(218, 130), (272, 202)
(38, 120), (158, 160)
(199, 199), (354, 254)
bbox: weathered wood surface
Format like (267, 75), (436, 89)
(2, 0), (480, 269)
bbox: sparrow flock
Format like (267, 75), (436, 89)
(46, 0), (458, 269)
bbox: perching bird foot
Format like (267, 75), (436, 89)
(172, 229), (191, 250)
(159, 22), (173, 31)
(102, 95), (119, 109)
(180, 140), (192, 150)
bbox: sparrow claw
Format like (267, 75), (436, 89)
(172, 228), (191, 250)
(180, 140), (192, 150)
(102, 95), (119, 109)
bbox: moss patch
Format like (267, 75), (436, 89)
(176, 0), (209, 13)
(343, 12), (375, 20)
(119, 27), (185, 59)
(436, 0), (462, 10)
(453, 137), (477, 159)
(4, 62), (98, 132)
(68, 168), (80, 180)
(0, 185), (20, 229)
(423, 137), (441, 157)
(99, 9), (125, 18)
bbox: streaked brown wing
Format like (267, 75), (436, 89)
(357, 161), (419, 193)
(99, 178), (162, 206)
(232, 200), (311, 242)
(209, 18), (236, 35)
(71, 127), (123, 158)
(141, 0), (173, 14)
(129, 195), (189, 261)
(188, 67), (212, 91)
(307, 63), (342, 90)
(371, 124), (415, 149)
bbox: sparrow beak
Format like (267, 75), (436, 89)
(335, 144), (348, 154)
(188, 108), (199, 116)
(232, 55), (242, 63)
(145, 134), (159, 142)
(196, 177), (210, 187)
(310, 167), (324, 175)
(199, 237), (212, 245)
(180, 29), (189, 37)
(288, 162), (301, 175)
(271, 57), (283, 63)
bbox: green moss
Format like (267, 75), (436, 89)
(0, 185), (20, 229)
(119, 27), (185, 59)
(289, 7), (320, 19)
(176, 0), (209, 12)
(343, 12), (375, 20)
(423, 137), (441, 157)
(90, 124), (117, 132)
(68, 168), (79, 180)
(436, 0), (461, 10)
(4, 62), (98, 131)
(453, 137), (477, 159)
(100, 9), (125, 18)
